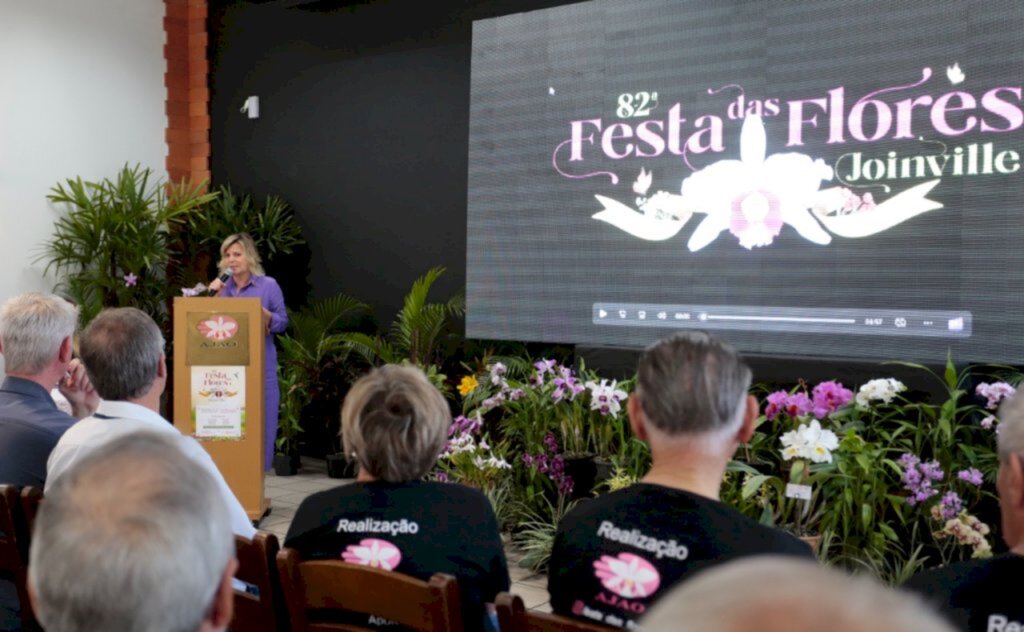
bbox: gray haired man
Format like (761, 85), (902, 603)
(0, 292), (99, 487)
(29, 432), (237, 632)
(45, 307), (255, 538)
(547, 332), (814, 629)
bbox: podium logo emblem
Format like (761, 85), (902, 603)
(197, 315), (239, 341)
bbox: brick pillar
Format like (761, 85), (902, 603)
(164, 0), (211, 186)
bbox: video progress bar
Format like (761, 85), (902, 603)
(592, 304), (972, 338)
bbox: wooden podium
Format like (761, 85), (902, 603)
(173, 296), (268, 521)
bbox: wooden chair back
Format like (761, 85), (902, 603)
(20, 487), (43, 535)
(0, 485), (40, 630)
(495, 592), (614, 632)
(276, 547), (463, 631)
(233, 531), (287, 632)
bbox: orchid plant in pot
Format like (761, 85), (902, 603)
(732, 381), (853, 553)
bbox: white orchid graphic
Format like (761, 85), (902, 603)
(197, 316), (238, 341)
(341, 538), (402, 570)
(593, 553), (661, 599)
(591, 117), (943, 249)
(679, 115), (834, 250)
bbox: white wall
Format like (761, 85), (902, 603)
(0, 0), (166, 373)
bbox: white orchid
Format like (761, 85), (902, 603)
(855, 378), (907, 408)
(779, 419), (839, 464)
(585, 379), (628, 417)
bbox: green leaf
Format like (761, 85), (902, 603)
(944, 350), (957, 390)
(741, 474), (771, 500)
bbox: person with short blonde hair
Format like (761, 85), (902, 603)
(286, 364), (509, 631)
(341, 364), (450, 481)
(217, 232), (265, 277)
(206, 232), (287, 469)
(643, 556), (953, 632)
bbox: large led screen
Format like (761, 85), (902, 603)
(467, 0), (1024, 362)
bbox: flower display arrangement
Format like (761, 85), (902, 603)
(437, 351), (1014, 583)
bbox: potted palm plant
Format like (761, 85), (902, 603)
(41, 164), (216, 325)
(278, 294), (368, 477)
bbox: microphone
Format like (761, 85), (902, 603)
(208, 271), (230, 295)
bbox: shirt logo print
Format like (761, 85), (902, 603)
(342, 538), (402, 571)
(593, 553), (661, 599)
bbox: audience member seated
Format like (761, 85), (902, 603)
(29, 432), (237, 632)
(0, 293), (98, 630)
(45, 307), (255, 538)
(0, 292), (98, 487)
(642, 556), (954, 632)
(547, 332), (814, 629)
(285, 364), (509, 631)
(904, 389), (1024, 630)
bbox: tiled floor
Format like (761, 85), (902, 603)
(262, 457), (552, 613)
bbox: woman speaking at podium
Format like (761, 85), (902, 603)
(208, 233), (288, 470)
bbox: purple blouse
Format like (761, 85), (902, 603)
(218, 274), (288, 373)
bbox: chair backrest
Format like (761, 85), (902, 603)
(0, 484), (40, 630)
(495, 593), (614, 632)
(234, 531), (287, 632)
(20, 487), (43, 535)
(276, 547), (463, 632)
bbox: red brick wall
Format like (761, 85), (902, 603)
(164, 0), (210, 186)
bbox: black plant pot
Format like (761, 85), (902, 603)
(273, 453), (300, 477)
(564, 455), (615, 500)
(326, 453), (358, 479)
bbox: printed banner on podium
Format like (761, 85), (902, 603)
(191, 366), (246, 440)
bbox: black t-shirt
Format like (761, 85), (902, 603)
(548, 483), (815, 629)
(904, 554), (1024, 631)
(284, 480), (509, 631)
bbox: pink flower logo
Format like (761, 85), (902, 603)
(342, 538), (402, 571)
(729, 188), (783, 249)
(197, 315), (239, 341)
(593, 553), (660, 599)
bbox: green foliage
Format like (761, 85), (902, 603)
(276, 365), (305, 456)
(41, 164), (215, 325)
(171, 186), (307, 292)
(343, 266), (464, 369)
(278, 294), (369, 452)
(511, 496), (579, 573)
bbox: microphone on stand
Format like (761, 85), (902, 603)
(207, 271), (230, 295)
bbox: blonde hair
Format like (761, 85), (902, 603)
(341, 364), (450, 482)
(218, 232), (265, 276)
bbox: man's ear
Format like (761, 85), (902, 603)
(1006, 454), (1024, 510)
(736, 394), (758, 444)
(58, 336), (74, 364)
(628, 395), (648, 441)
(157, 353), (167, 379)
(205, 557), (238, 631)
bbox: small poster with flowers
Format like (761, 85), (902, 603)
(191, 366), (246, 440)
